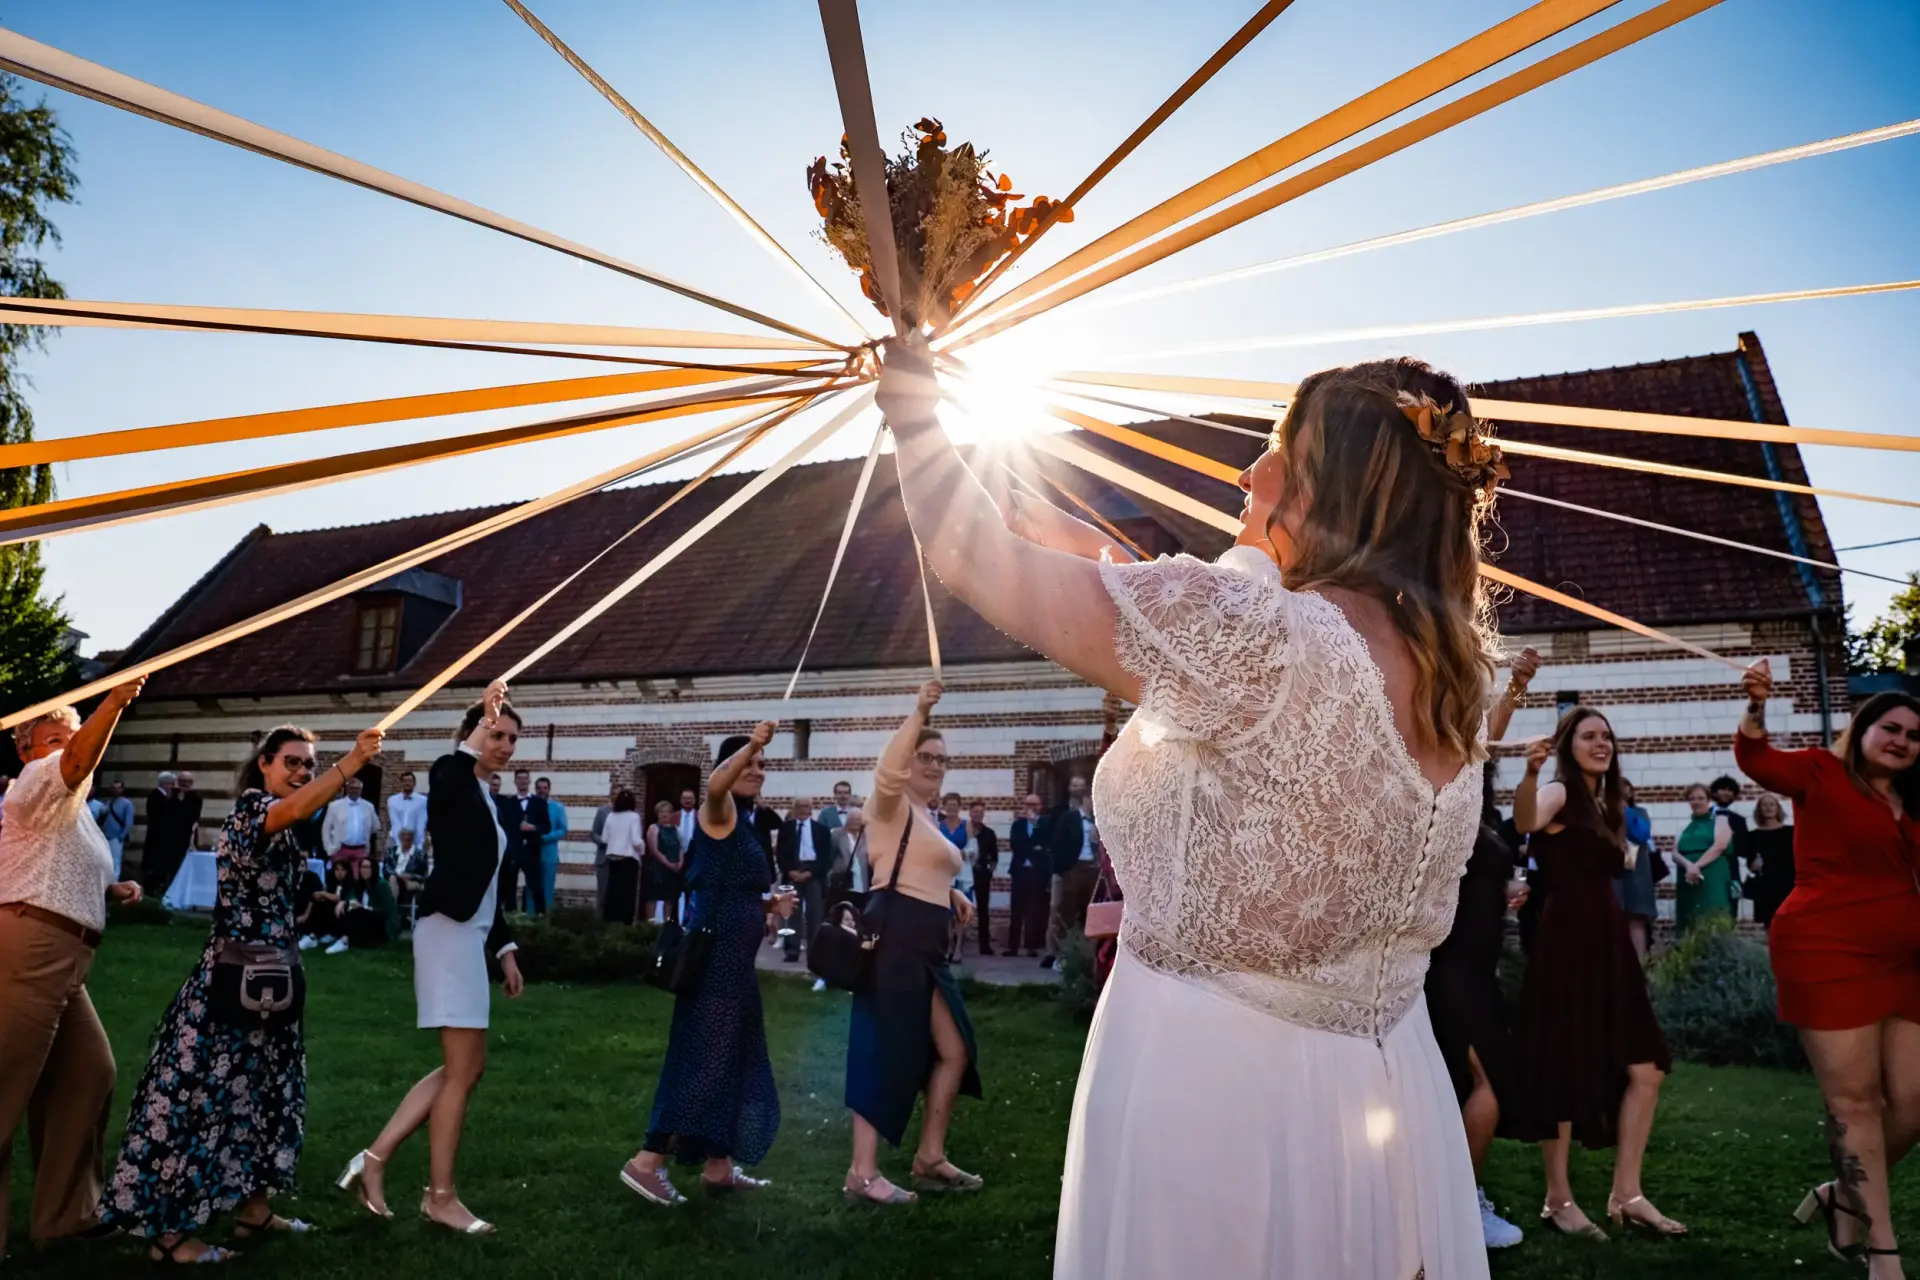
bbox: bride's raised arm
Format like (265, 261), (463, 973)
(880, 343), (1141, 704)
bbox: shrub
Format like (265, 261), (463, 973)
(1649, 916), (1805, 1070)
(1055, 927), (1099, 1020)
(505, 907), (661, 985)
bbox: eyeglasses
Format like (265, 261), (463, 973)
(280, 754), (316, 772)
(914, 752), (950, 769)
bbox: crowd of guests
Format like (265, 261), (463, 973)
(586, 767), (1107, 980)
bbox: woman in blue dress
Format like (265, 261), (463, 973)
(620, 722), (795, 1204)
(103, 721), (384, 1264)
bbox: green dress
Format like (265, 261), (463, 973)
(1674, 813), (1733, 935)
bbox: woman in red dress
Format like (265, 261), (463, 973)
(1737, 660), (1920, 1277)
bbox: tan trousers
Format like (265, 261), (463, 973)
(0, 909), (115, 1247)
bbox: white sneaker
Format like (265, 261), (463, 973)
(812, 978), (827, 993)
(297, 936), (318, 951)
(324, 938), (350, 955)
(1479, 1187), (1523, 1249)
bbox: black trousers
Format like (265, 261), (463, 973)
(604, 858), (639, 925)
(783, 873), (825, 960)
(975, 865), (997, 952)
(1006, 869), (1050, 954)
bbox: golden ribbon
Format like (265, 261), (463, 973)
(0, 362), (821, 471)
(1054, 369), (1920, 455)
(372, 398), (818, 731)
(0, 296), (832, 352)
(785, 417), (889, 698)
(0, 400), (805, 732)
(945, 0), (1631, 341)
(496, 390), (878, 683)
(947, 0), (1725, 349)
(0, 27), (843, 348)
(1089, 116), (1920, 310)
(0, 377), (843, 544)
(1108, 279), (1920, 362)
(502, 0), (872, 341)
(945, 0), (1300, 329)
(816, 0), (908, 336)
(1034, 421), (1747, 671)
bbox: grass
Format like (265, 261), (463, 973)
(6, 922), (1915, 1278)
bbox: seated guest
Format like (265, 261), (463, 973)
(390, 827), (429, 924)
(336, 856), (400, 951)
(308, 859), (353, 948)
(294, 861), (330, 950)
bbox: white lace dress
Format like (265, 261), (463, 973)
(1055, 547), (1488, 1280)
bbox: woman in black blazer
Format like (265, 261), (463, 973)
(341, 680), (525, 1235)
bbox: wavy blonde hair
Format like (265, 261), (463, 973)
(1270, 357), (1499, 763)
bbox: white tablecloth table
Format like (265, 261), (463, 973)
(162, 849), (218, 911)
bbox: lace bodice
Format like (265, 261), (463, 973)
(1095, 547), (1484, 1040)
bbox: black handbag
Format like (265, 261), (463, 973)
(808, 822), (909, 992)
(645, 918), (714, 995)
(209, 942), (305, 1029)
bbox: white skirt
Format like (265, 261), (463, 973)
(1055, 950), (1488, 1280)
(412, 910), (491, 1030)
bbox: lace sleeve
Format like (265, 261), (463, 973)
(1099, 549), (1297, 741)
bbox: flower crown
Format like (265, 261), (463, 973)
(1396, 391), (1508, 505)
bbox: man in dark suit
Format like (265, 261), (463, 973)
(141, 772), (181, 895)
(778, 798), (834, 967)
(967, 801), (1000, 956)
(1005, 793), (1050, 959)
(495, 767), (549, 914)
(1043, 775), (1098, 969)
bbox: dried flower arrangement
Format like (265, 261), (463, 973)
(808, 117), (1066, 331)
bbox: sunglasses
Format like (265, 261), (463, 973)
(914, 752), (950, 768)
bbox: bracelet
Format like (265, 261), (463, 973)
(1505, 679), (1530, 700)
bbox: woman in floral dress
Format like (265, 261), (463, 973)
(104, 722), (382, 1264)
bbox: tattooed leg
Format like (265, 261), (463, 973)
(1805, 1026), (1899, 1261)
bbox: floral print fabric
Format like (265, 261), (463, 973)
(102, 790), (306, 1237)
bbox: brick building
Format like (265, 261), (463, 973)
(98, 332), (1845, 926)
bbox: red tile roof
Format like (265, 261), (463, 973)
(124, 333), (1839, 698)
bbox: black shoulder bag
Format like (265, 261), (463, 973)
(646, 917), (714, 995)
(209, 941), (306, 1029)
(808, 820), (910, 993)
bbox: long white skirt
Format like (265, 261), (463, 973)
(1055, 950), (1488, 1280)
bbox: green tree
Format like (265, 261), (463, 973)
(1847, 573), (1920, 675)
(0, 70), (79, 716)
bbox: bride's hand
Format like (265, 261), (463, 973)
(1004, 491), (1121, 561)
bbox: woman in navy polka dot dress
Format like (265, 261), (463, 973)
(620, 723), (796, 1203)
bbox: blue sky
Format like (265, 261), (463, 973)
(7, 0), (1919, 649)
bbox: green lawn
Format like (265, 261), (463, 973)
(6, 923), (1912, 1278)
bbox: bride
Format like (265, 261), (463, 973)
(882, 344), (1502, 1278)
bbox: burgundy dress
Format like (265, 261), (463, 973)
(1506, 821), (1671, 1147)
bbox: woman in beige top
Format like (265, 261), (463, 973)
(843, 679), (983, 1205)
(0, 677), (146, 1255)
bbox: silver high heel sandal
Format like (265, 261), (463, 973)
(1540, 1198), (1608, 1241)
(336, 1149), (394, 1220)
